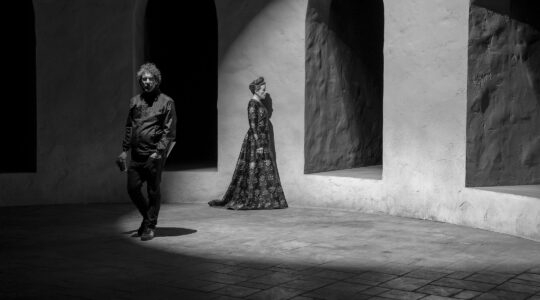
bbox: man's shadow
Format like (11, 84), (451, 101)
(123, 227), (197, 238)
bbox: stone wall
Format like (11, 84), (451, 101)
(467, 2), (540, 186)
(304, 0), (383, 173)
(1, 0), (539, 242)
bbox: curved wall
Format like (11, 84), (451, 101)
(0, 0), (538, 242)
(167, 0), (539, 241)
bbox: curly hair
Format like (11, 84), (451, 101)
(249, 76), (265, 94)
(137, 62), (162, 87)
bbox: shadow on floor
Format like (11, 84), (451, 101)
(1, 203), (539, 299)
(123, 227), (197, 238)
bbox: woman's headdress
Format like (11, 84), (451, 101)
(249, 76), (265, 94)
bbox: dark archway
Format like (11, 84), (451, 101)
(144, 0), (218, 170)
(304, 0), (384, 175)
(466, 0), (540, 186)
(1, 0), (36, 173)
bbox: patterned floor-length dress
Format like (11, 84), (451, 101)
(209, 99), (287, 209)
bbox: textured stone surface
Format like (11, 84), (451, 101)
(467, 3), (540, 186)
(2, 203), (540, 298)
(304, 0), (383, 173)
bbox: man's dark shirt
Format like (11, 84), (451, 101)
(123, 92), (176, 158)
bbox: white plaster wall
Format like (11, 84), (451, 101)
(165, 0), (540, 241)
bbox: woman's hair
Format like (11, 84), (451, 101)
(249, 76), (265, 94)
(137, 62), (162, 87)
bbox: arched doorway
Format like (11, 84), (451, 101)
(144, 0), (218, 171)
(1, 0), (36, 173)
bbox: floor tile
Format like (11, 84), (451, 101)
(236, 281), (274, 290)
(197, 272), (249, 285)
(378, 289), (426, 300)
(421, 296), (456, 300)
(249, 272), (298, 285)
(496, 281), (540, 294)
(416, 284), (462, 297)
(380, 276), (433, 291)
(431, 277), (496, 292)
(213, 285), (260, 298)
(280, 278), (335, 291)
(348, 272), (398, 284)
(233, 268), (272, 278)
(474, 289), (530, 300)
(246, 286), (304, 300)
(2, 203), (540, 300)
(302, 282), (370, 299)
(452, 290), (482, 299)
(405, 269), (448, 280)
(360, 286), (390, 296)
(465, 272), (514, 285)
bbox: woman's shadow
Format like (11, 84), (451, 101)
(124, 227), (197, 238)
(261, 93), (277, 161)
(261, 93), (273, 119)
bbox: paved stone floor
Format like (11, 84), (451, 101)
(2, 203), (540, 300)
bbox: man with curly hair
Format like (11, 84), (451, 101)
(117, 62), (177, 241)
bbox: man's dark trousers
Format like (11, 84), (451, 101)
(127, 154), (164, 229)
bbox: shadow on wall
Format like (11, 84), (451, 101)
(472, 0), (540, 92)
(470, 0), (540, 104)
(466, 0), (540, 186)
(473, 0), (540, 28)
(140, 0), (276, 171)
(214, 0), (273, 63)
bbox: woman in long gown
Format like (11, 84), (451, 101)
(208, 77), (288, 210)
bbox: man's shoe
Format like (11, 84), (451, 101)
(135, 221), (146, 237)
(141, 228), (155, 241)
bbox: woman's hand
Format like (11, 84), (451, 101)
(116, 152), (128, 172)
